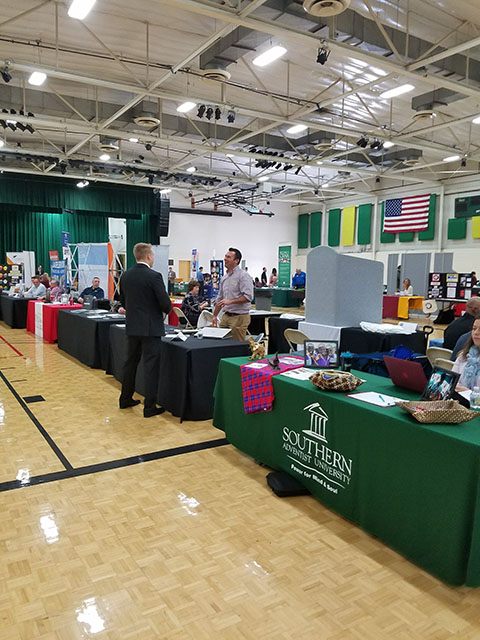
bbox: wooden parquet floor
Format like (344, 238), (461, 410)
(2, 315), (479, 640)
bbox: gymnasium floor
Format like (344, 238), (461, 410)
(1, 312), (480, 640)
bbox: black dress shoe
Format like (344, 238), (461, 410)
(119, 399), (141, 409)
(144, 406), (165, 418)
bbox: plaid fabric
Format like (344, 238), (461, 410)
(241, 357), (304, 414)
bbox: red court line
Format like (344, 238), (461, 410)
(0, 335), (24, 357)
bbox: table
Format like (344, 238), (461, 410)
(0, 295), (30, 328)
(270, 288), (302, 307)
(248, 310), (282, 336)
(382, 295), (424, 319)
(26, 301), (83, 342)
(213, 357), (480, 586)
(57, 309), (126, 369)
(108, 324), (250, 420)
(268, 318), (427, 355)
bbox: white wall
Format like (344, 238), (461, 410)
(161, 193), (298, 281)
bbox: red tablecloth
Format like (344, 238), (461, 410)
(167, 300), (183, 326)
(240, 356), (304, 414)
(382, 295), (398, 319)
(27, 301), (83, 342)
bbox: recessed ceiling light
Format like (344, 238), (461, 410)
(159, 188), (171, 194)
(443, 155), (460, 162)
(186, 166), (196, 173)
(28, 71), (47, 86)
(68, 0), (96, 19)
(258, 176), (270, 182)
(177, 101), (197, 113)
(99, 153), (110, 161)
(380, 84), (415, 99)
(253, 45), (287, 67)
(383, 141), (394, 149)
(472, 116), (480, 124)
(128, 137), (139, 143)
(287, 124), (308, 135)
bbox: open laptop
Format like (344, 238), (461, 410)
(383, 355), (429, 393)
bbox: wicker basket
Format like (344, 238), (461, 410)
(309, 370), (363, 392)
(397, 400), (480, 424)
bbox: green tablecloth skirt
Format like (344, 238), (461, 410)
(271, 288), (302, 307)
(213, 357), (480, 587)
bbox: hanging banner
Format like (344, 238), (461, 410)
(191, 248), (199, 280)
(210, 259), (224, 294)
(278, 244), (291, 288)
(51, 260), (66, 289)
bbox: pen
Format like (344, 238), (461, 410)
(378, 394), (386, 404)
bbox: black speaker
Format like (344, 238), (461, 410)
(154, 195), (170, 237)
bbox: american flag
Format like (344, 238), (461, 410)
(383, 194), (431, 233)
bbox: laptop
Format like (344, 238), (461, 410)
(383, 355), (428, 393)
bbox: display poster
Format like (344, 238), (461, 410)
(0, 264), (22, 292)
(210, 259), (224, 294)
(191, 248), (199, 280)
(51, 260), (66, 289)
(428, 272), (473, 301)
(278, 244), (292, 288)
(62, 231), (71, 285)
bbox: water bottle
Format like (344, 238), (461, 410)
(470, 386), (480, 412)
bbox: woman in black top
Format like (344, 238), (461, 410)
(181, 280), (208, 327)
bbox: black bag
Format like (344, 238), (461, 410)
(434, 308), (455, 325)
(266, 471), (310, 497)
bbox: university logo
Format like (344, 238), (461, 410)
(281, 402), (353, 494)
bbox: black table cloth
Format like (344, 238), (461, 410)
(248, 311), (282, 336)
(268, 317), (300, 353)
(57, 310), (126, 369)
(0, 295), (30, 328)
(108, 324), (250, 421)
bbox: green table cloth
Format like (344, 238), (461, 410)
(213, 357), (480, 587)
(271, 288), (302, 307)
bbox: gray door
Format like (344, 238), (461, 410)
(401, 253), (431, 297)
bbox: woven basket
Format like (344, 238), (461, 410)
(397, 400), (480, 424)
(309, 370), (363, 392)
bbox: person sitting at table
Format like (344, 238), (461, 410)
(443, 297), (480, 350)
(48, 279), (63, 302)
(397, 278), (413, 296)
(453, 314), (480, 391)
(269, 267), (278, 286)
(25, 276), (46, 298)
(181, 280), (208, 327)
(291, 268), (306, 289)
(40, 273), (50, 289)
(78, 277), (105, 303)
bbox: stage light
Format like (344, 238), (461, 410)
(370, 139), (383, 150)
(283, 164), (294, 171)
(294, 166), (302, 175)
(16, 123), (26, 132)
(197, 104), (206, 118)
(28, 71), (47, 86)
(205, 106), (214, 120)
(68, 0), (96, 20)
(145, 143), (152, 151)
(0, 121), (6, 129)
(60, 163), (67, 175)
(177, 101), (196, 113)
(76, 179), (89, 188)
(99, 153), (110, 161)
(6, 119), (16, 132)
(227, 110), (235, 123)
(380, 84), (415, 99)
(186, 166), (197, 173)
(356, 136), (369, 148)
(148, 175), (154, 185)
(215, 107), (221, 120)
(316, 46), (330, 65)
(253, 45), (287, 67)
(1, 66), (12, 83)
(275, 162), (282, 169)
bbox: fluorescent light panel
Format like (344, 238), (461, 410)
(177, 101), (197, 113)
(68, 0), (96, 19)
(443, 155), (460, 162)
(253, 45), (287, 67)
(380, 84), (415, 99)
(287, 124), (307, 135)
(128, 137), (139, 143)
(28, 71), (47, 86)
(383, 141), (394, 148)
(258, 176), (269, 182)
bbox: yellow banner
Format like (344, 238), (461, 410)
(341, 206), (356, 246)
(472, 215), (480, 239)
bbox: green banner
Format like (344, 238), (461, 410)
(278, 245), (291, 288)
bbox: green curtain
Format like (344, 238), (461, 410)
(126, 215), (159, 268)
(298, 214), (309, 249)
(328, 209), (341, 247)
(310, 211), (322, 247)
(0, 209), (108, 270)
(357, 203), (372, 245)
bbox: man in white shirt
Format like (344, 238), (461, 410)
(25, 276), (47, 298)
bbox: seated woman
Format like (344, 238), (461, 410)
(398, 278), (413, 296)
(269, 267), (278, 286)
(181, 280), (208, 327)
(453, 314), (480, 391)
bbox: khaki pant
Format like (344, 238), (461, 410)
(220, 313), (251, 341)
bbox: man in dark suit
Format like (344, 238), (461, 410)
(118, 243), (171, 417)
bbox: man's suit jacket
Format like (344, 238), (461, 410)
(119, 263), (171, 336)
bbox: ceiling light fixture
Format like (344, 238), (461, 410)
(323, 182), (329, 188)
(0, 139), (4, 148)
(443, 155), (460, 162)
(68, 0), (97, 20)
(356, 135), (369, 148)
(1, 66), (12, 83)
(99, 153), (110, 161)
(159, 188), (171, 195)
(316, 46), (331, 65)
(380, 84), (415, 99)
(186, 166), (197, 173)
(28, 71), (47, 86)
(214, 107), (221, 120)
(205, 106), (214, 120)
(287, 124), (308, 135)
(225, 153), (234, 157)
(177, 101), (197, 114)
(316, 160), (323, 165)
(197, 104), (206, 118)
(472, 115), (480, 125)
(128, 137), (139, 143)
(76, 179), (89, 188)
(383, 141), (394, 149)
(227, 110), (235, 123)
(253, 45), (287, 67)
(258, 175), (270, 182)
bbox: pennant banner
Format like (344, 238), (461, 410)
(341, 206), (356, 245)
